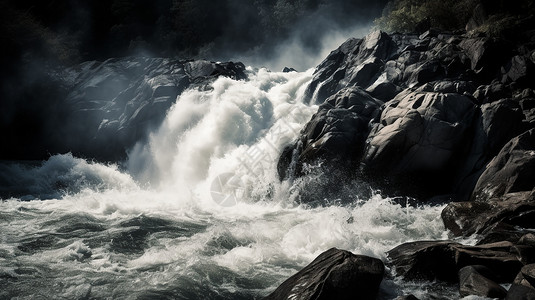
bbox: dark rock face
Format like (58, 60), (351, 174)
(1, 58), (246, 161)
(388, 240), (524, 283)
(303, 31), (398, 105)
(472, 129), (535, 201)
(279, 26), (535, 203)
(441, 129), (535, 240)
(442, 191), (535, 240)
(273, 11), (535, 300)
(458, 265), (507, 298)
(278, 87), (382, 181)
(264, 248), (384, 300)
(458, 37), (510, 80)
(507, 264), (535, 299)
(362, 90), (476, 195)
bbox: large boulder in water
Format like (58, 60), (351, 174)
(264, 248), (384, 300)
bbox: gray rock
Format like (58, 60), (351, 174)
(452, 99), (526, 201)
(278, 87), (383, 181)
(479, 99), (526, 155)
(404, 59), (445, 87)
(506, 264), (535, 300)
(362, 90), (476, 195)
(459, 37), (510, 79)
(304, 30), (398, 104)
(388, 240), (523, 283)
(473, 129), (535, 201)
(459, 265), (507, 298)
(501, 55), (535, 86)
(264, 248), (384, 300)
(32, 58), (246, 161)
(442, 191), (535, 239)
(473, 82), (512, 103)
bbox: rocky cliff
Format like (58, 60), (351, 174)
(0, 59), (245, 161)
(273, 15), (535, 300)
(278, 27), (534, 203)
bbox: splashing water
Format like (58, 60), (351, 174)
(0, 68), (450, 299)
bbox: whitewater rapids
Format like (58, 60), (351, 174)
(0, 68), (450, 299)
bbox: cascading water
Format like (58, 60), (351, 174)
(0, 67), (450, 299)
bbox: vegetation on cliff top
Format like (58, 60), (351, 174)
(375, 0), (535, 37)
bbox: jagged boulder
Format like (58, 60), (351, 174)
(388, 240), (523, 283)
(459, 265), (507, 298)
(472, 129), (535, 201)
(278, 87), (383, 180)
(264, 248), (384, 300)
(458, 37), (511, 80)
(442, 191), (535, 239)
(501, 55), (535, 86)
(361, 89), (476, 195)
(304, 30), (398, 104)
(507, 264), (535, 299)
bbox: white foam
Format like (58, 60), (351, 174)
(0, 68), (453, 299)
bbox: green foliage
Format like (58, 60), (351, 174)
(375, 0), (535, 36)
(375, 0), (477, 33)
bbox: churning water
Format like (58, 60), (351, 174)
(1, 68), (450, 299)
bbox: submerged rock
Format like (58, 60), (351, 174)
(264, 248), (384, 300)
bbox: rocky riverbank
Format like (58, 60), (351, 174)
(271, 12), (535, 300)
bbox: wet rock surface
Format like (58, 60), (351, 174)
(264, 248), (384, 300)
(1, 58), (246, 161)
(272, 19), (535, 299)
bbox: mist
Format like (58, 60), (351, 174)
(195, 0), (387, 71)
(0, 0), (388, 161)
